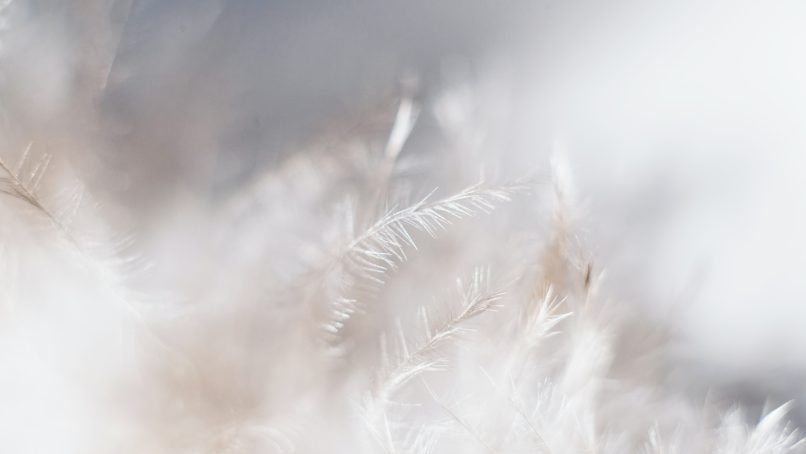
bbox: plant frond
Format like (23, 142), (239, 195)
(346, 180), (523, 279)
(369, 268), (503, 408)
(319, 181), (525, 347)
(360, 268), (503, 452)
(523, 287), (572, 346)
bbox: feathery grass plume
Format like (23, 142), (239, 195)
(715, 404), (805, 454)
(374, 268), (502, 399)
(362, 267), (503, 452)
(320, 180), (523, 347)
(345, 180), (521, 281)
(0, 149), (148, 315)
(0, 149), (203, 444)
(501, 286), (573, 380)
